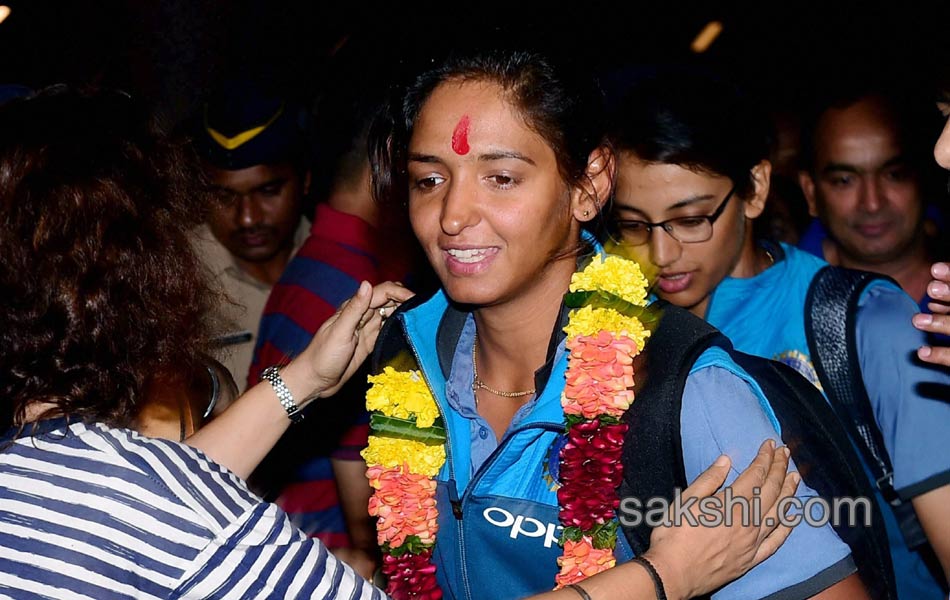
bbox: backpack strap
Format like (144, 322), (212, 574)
(805, 265), (927, 549)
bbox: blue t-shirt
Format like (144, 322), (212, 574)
(707, 243), (950, 599)
(445, 314), (855, 599)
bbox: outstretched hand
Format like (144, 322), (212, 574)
(296, 281), (415, 404)
(913, 262), (950, 367)
(645, 440), (799, 600)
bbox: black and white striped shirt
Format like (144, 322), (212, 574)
(0, 418), (386, 599)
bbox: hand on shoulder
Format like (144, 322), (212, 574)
(913, 262), (950, 367)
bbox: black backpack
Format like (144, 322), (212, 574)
(618, 302), (897, 599)
(805, 265), (927, 551)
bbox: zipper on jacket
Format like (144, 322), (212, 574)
(448, 479), (463, 520)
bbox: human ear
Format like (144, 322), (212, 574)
(797, 170), (818, 217)
(572, 146), (615, 222)
(743, 160), (771, 220)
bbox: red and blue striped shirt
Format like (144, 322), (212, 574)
(248, 203), (405, 549)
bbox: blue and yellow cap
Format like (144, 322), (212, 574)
(194, 80), (305, 170)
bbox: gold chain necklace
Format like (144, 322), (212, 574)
(471, 332), (536, 398)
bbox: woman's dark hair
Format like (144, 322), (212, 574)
(607, 71), (774, 198)
(0, 87), (214, 431)
(369, 45), (608, 209)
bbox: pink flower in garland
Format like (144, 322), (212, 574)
(557, 421), (628, 530)
(367, 464), (439, 548)
(555, 537), (617, 587)
(563, 331), (638, 419)
(382, 549), (443, 600)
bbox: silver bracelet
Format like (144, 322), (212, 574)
(260, 366), (304, 424)
(203, 364), (219, 419)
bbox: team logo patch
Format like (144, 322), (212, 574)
(774, 349), (823, 392)
(542, 433), (567, 491)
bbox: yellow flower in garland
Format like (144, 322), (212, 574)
(364, 363), (447, 597)
(366, 366), (440, 428)
(362, 436), (446, 478)
(569, 254), (649, 307)
(563, 305), (650, 350)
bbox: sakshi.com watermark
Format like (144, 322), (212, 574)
(619, 488), (874, 529)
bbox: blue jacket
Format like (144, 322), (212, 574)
(394, 289), (591, 598)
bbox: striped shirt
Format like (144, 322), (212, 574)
(0, 418), (386, 599)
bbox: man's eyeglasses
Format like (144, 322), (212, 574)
(613, 184), (737, 246)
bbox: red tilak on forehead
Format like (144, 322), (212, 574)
(451, 115), (471, 155)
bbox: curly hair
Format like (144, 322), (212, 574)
(0, 87), (214, 431)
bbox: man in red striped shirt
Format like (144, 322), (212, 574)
(247, 53), (413, 578)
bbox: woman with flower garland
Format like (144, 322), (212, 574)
(607, 72), (950, 598)
(363, 45), (866, 599)
(0, 85), (803, 600)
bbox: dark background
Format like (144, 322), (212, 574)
(3, 1), (949, 127)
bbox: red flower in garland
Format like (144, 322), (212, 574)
(557, 421), (628, 531)
(382, 550), (443, 600)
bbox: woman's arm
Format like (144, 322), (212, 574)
(186, 281), (414, 479)
(679, 361), (864, 597)
(912, 486), (950, 581)
(528, 440), (798, 600)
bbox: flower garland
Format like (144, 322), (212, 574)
(363, 252), (650, 597)
(555, 253), (650, 588)
(362, 367), (446, 600)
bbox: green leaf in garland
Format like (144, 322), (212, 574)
(559, 526), (584, 545)
(384, 535), (433, 557)
(564, 414), (621, 431)
(370, 414), (447, 445)
(590, 520), (619, 550)
(564, 290), (661, 328)
(564, 414), (587, 429)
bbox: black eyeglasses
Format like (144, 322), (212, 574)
(613, 184), (737, 246)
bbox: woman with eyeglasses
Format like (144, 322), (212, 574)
(608, 71), (950, 599)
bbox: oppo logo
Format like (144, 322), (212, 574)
(481, 507), (562, 548)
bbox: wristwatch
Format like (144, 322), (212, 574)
(260, 366), (304, 424)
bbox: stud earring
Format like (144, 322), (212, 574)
(583, 209), (590, 217)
